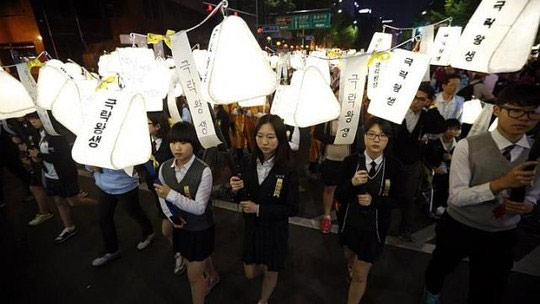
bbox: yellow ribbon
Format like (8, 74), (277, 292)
(149, 155), (160, 170)
(96, 76), (118, 91)
(367, 51), (391, 67)
(147, 30), (176, 49)
(27, 58), (45, 70)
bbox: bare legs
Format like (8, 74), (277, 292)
(244, 264), (278, 304)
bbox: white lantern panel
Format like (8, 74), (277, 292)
(0, 67), (36, 119)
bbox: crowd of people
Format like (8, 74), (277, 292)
(1, 57), (540, 304)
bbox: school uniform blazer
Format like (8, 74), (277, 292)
(335, 153), (404, 233)
(240, 157), (299, 226)
(37, 134), (78, 183)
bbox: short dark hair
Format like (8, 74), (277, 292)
(147, 111), (170, 139)
(251, 114), (292, 168)
(168, 121), (201, 154)
(363, 117), (393, 155)
(441, 73), (461, 86)
(418, 82), (435, 100)
(25, 111), (39, 120)
(445, 118), (461, 129)
(496, 83), (540, 108)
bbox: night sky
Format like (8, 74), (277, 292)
(338, 0), (436, 27)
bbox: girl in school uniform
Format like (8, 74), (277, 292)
(335, 117), (404, 304)
(145, 111), (185, 274)
(230, 114), (299, 304)
(25, 112), (97, 243)
(154, 122), (219, 304)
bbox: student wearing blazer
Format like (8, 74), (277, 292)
(335, 117), (404, 304)
(230, 114), (299, 304)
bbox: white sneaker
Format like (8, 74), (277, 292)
(174, 253), (186, 275)
(136, 233), (155, 250)
(54, 226), (78, 243)
(92, 251), (121, 267)
(28, 213), (54, 226)
(435, 206), (446, 216)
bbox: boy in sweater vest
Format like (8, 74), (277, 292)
(423, 84), (540, 304)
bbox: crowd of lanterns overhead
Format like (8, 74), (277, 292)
(0, 0), (538, 171)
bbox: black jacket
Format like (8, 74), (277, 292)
(424, 138), (454, 170)
(238, 156), (299, 227)
(392, 108), (446, 165)
(37, 133), (78, 183)
(335, 153), (404, 239)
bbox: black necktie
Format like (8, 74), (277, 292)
(369, 161), (377, 176)
(502, 145), (515, 161)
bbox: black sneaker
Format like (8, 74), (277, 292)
(54, 226), (78, 243)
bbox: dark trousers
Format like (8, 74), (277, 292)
(98, 187), (153, 253)
(425, 213), (516, 304)
(431, 173), (449, 212)
(0, 152), (31, 203)
(399, 161), (423, 232)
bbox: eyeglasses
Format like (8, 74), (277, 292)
(413, 96), (427, 103)
(365, 131), (389, 141)
(500, 106), (540, 120)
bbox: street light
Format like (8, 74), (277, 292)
(353, 20), (357, 25)
(381, 19), (393, 24)
(421, 10), (427, 15)
(338, 9), (342, 13)
(358, 8), (372, 14)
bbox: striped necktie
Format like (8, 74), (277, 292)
(502, 145), (515, 161)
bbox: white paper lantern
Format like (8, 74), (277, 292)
(462, 99), (484, 124)
(204, 16), (277, 104)
(305, 55), (331, 85)
(116, 47), (169, 111)
(431, 26), (462, 66)
(0, 67), (36, 119)
(290, 53), (304, 70)
(270, 85), (298, 126)
(450, 0), (540, 73)
(192, 49), (209, 78)
(52, 79), (98, 135)
(270, 55), (280, 69)
(368, 49), (431, 124)
(366, 32), (393, 100)
(36, 60), (75, 110)
(97, 52), (122, 77)
(72, 90), (151, 170)
(294, 66), (341, 127)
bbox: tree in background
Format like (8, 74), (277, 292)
(426, 0), (481, 26)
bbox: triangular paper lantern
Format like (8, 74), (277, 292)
(451, 0), (540, 73)
(0, 67), (36, 119)
(270, 85), (298, 126)
(305, 55), (330, 84)
(97, 52), (121, 77)
(205, 16), (277, 104)
(290, 53), (304, 70)
(116, 47), (169, 111)
(52, 79), (98, 135)
(462, 99), (484, 124)
(72, 90), (151, 170)
(294, 66), (341, 127)
(36, 60), (75, 110)
(192, 49), (209, 78)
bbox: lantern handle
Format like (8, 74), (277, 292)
(185, 0), (228, 33)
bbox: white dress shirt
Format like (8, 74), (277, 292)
(448, 129), (534, 208)
(159, 155), (213, 216)
(151, 136), (163, 152)
(257, 156), (275, 185)
(364, 151), (383, 172)
(405, 109), (421, 134)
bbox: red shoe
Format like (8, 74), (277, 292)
(320, 217), (332, 234)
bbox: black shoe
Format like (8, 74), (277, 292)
(54, 226), (78, 243)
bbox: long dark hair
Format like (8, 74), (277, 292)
(251, 114), (292, 168)
(363, 117), (393, 155)
(147, 111), (170, 139)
